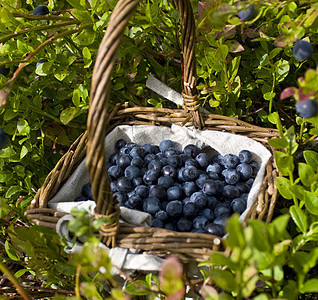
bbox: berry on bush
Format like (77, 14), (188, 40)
(293, 40), (313, 61)
(296, 98), (318, 119)
(33, 5), (49, 16)
(237, 4), (254, 21)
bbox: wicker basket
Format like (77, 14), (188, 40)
(25, 0), (279, 263)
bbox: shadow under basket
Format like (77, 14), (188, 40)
(25, 0), (279, 263)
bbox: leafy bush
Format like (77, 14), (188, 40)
(1, 0), (318, 299)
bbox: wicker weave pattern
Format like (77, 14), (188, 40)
(25, 0), (280, 262)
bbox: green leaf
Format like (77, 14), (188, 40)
(215, 45), (229, 62)
(226, 215), (245, 248)
(5, 240), (20, 261)
(66, 0), (85, 9)
(125, 281), (152, 296)
(268, 137), (288, 149)
(277, 177), (293, 200)
(209, 269), (237, 293)
(298, 163), (315, 187)
(92, 217), (110, 231)
(60, 107), (77, 125)
(268, 214), (290, 244)
(82, 47), (92, 68)
(71, 9), (93, 24)
(0, 171), (13, 182)
(20, 145), (28, 160)
(301, 279), (318, 293)
(290, 205), (307, 234)
(269, 48), (282, 59)
(275, 151), (294, 176)
(14, 269), (29, 278)
(289, 184), (305, 202)
(200, 252), (237, 270)
(5, 185), (21, 198)
(54, 69), (68, 81)
(72, 89), (81, 107)
(304, 191), (318, 215)
(248, 220), (270, 251)
(303, 150), (318, 171)
(35, 62), (52, 76)
(73, 29), (95, 46)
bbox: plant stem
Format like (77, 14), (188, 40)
(0, 20), (81, 44)
(299, 120), (306, 142)
(0, 261), (32, 300)
(223, 62), (232, 93)
(75, 264), (81, 298)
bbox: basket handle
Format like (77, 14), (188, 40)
(86, 0), (202, 246)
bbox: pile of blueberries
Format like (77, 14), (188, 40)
(86, 138), (259, 237)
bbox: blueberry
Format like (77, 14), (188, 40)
(184, 158), (200, 169)
(116, 177), (133, 193)
(164, 223), (177, 231)
(206, 163), (223, 176)
(213, 217), (227, 229)
(108, 165), (123, 180)
(190, 191), (207, 209)
(113, 192), (127, 205)
(119, 146), (130, 155)
(167, 185), (183, 201)
(161, 201), (168, 211)
(117, 155), (131, 169)
(178, 167), (186, 182)
(166, 200), (182, 217)
(141, 143), (152, 154)
(246, 32), (260, 48)
(192, 229), (206, 233)
(195, 173), (208, 189)
(202, 179), (218, 195)
(143, 170), (159, 185)
(162, 165), (178, 179)
(158, 175), (174, 189)
(223, 154), (240, 169)
(201, 208), (215, 221)
(124, 166), (140, 180)
(183, 144), (200, 158)
(177, 217), (193, 232)
(115, 139), (127, 150)
(130, 146), (143, 157)
(0, 66), (10, 76)
(148, 160), (163, 172)
(293, 40), (313, 61)
(159, 140), (173, 152)
(245, 178), (254, 188)
(152, 219), (164, 228)
(222, 168), (240, 185)
(182, 197), (191, 205)
(33, 5), (49, 15)
(195, 152), (210, 169)
(126, 194), (142, 209)
(182, 166), (199, 181)
(151, 145), (160, 154)
(143, 153), (156, 165)
(149, 184), (167, 200)
(165, 147), (179, 157)
(249, 160), (260, 177)
(109, 153), (119, 165)
(110, 181), (118, 192)
(296, 98), (318, 119)
(155, 210), (168, 221)
(236, 163), (253, 181)
(214, 202), (232, 218)
(82, 183), (93, 200)
(237, 4), (254, 21)
(131, 156), (143, 168)
(231, 198), (247, 214)
(180, 153), (192, 164)
(132, 177), (143, 187)
(205, 223), (224, 236)
(238, 150), (253, 164)
(183, 202), (199, 218)
(193, 216), (209, 230)
(167, 155), (182, 168)
(135, 185), (149, 198)
(212, 154), (225, 166)
(183, 181), (198, 197)
(0, 129), (7, 149)
(240, 193), (249, 201)
(207, 196), (218, 209)
(143, 197), (161, 214)
(235, 182), (250, 194)
(126, 142), (138, 149)
(36, 59), (48, 69)
(222, 185), (240, 200)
